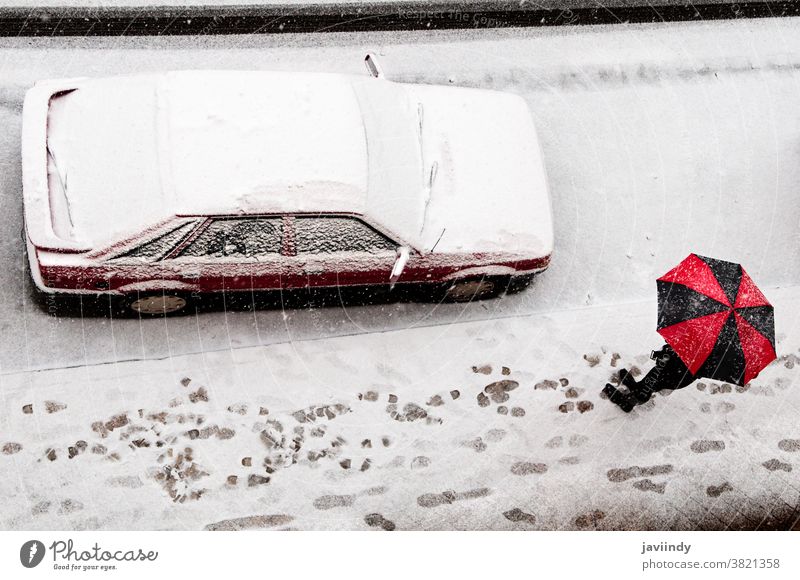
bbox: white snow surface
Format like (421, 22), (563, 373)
(1, 17), (800, 529)
(35, 70), (550, 255)
(409, 83), (552, 253)
(0, 288), (797, 530)
(44, 72), (370, 248)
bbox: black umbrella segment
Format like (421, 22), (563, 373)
(656, 254), (776, 386)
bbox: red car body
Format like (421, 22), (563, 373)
(37, 212), (548, 292)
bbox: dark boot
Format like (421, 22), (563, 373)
(617, 368), (638, 389)
(627, 382), (654, 404)
(602, 384), (635, 413)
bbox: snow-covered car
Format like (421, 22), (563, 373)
(22, 64), (553, 315)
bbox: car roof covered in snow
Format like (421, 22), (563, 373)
(45, 70), (412, 249)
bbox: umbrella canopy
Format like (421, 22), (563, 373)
(656, 254), (776, 386)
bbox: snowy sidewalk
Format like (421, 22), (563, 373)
(1, 286), (797, 530)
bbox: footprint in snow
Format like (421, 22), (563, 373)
(364, 513), (396, 531)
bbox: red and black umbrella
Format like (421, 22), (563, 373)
(656, 254), (776, 386)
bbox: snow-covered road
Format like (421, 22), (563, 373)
(0, 17), (799, 530)
(1, 17), (799, 373)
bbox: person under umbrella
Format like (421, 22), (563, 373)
(604, 254), (776, 413)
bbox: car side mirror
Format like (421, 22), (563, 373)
(364, 53), (384, 79)
(389, 246), (410, 287)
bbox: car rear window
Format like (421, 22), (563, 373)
(293, 217), (395, 254)
(177, 218), (282, 259)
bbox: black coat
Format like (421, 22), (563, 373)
(639, 344), (695, 394)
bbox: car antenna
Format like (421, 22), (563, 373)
(429, 228), (446, 253)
